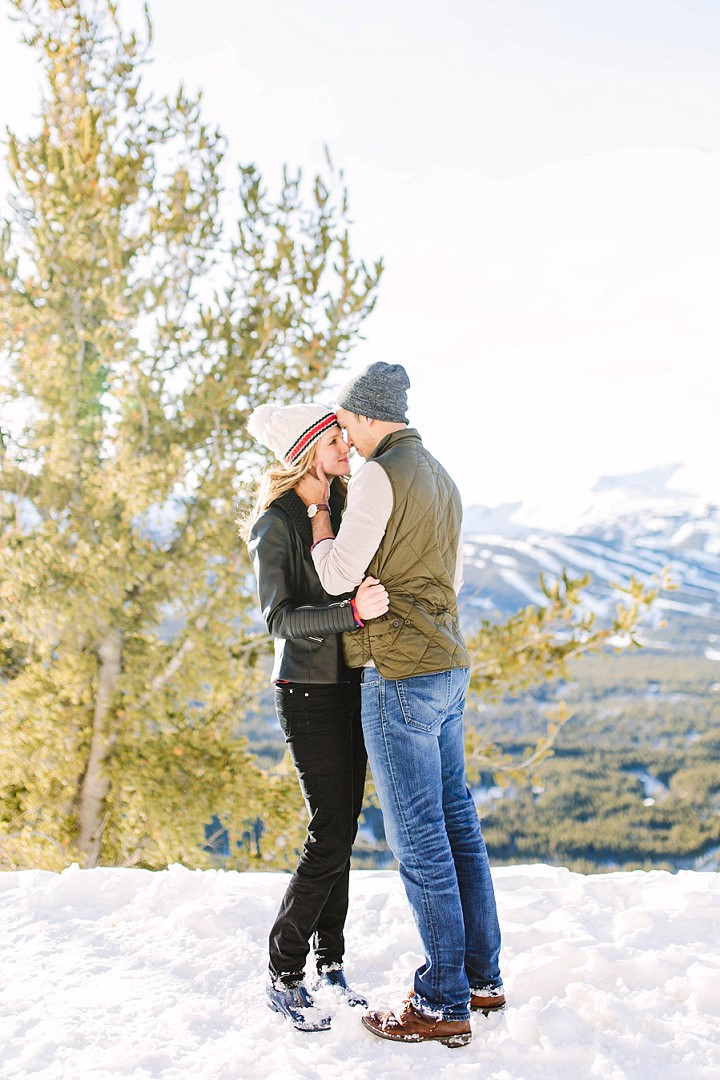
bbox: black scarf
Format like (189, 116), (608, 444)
(273, 482), (345, 547)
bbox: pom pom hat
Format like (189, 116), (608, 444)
(247, 403), (339, 464)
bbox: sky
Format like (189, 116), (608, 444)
(1, 0), (719, 522)
(1, 863), (719, 1079)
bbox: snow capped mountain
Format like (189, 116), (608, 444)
(461, 466), (720, 657)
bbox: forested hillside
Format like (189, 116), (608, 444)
(240, 652), (720, 874)
(469, 653), (720, 873)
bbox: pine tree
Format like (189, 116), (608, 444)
(464, 570), (671, 787)
(0, 0), (381, 870)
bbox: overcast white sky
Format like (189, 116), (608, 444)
(1, 0), (719, 521)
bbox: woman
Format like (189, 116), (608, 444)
(244, 401), (388, 1033)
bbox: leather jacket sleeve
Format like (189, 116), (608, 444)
(249, 509), (357, 641)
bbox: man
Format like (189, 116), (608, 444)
(296, 361), (504, 1048)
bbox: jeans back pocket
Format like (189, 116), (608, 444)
(395, 670), (453, 732)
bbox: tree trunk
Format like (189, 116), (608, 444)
(76, 627), (122, 867)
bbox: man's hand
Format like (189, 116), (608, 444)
(354, 576), (389, 621)
(295, 462), (330, 507)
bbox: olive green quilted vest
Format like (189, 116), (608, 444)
(343, 428), (469, 678)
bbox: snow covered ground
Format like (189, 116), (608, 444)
(1, 864), (718, 1080)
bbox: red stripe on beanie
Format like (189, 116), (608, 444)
(286, 412), (338, 462)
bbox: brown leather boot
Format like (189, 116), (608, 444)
(362, 1000), (471, 1047)
(470, 986), (506, 1014)
(407, 983), (507, 1017)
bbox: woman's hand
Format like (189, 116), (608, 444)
(354, 576), (389, 621)
(295, 462), (331, 507)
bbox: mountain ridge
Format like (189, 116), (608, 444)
(459, 466), (720, 658)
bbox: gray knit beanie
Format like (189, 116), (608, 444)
(335, 362), (410, 423)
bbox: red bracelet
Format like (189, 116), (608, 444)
(350, 598), (364, 627)
(310, 537), (334, 552)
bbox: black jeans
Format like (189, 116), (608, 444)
(269, 678), (367, 982)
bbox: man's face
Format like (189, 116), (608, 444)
(335, 408), (373, 459)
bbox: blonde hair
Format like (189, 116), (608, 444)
(239, 442), (347, 541)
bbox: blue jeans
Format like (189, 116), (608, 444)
(360, 665), (502, 1022)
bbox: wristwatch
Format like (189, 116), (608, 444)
(307, 503), (330, 519)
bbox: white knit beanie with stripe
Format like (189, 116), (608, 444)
(247, 403), (338, 464)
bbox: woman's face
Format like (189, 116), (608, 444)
(312, 425), (351, 478)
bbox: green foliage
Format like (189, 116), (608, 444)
(0, 0), (380, 869)
(467, 571), (669, 700)
(464, 570), (672, 785)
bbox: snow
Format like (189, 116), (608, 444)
(497, 568), (548, 607)
(1, 865), (719, 1079)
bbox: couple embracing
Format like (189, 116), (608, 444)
(244, 362), (504, 1048)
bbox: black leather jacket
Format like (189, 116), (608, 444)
(248, 484), (358, 684)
